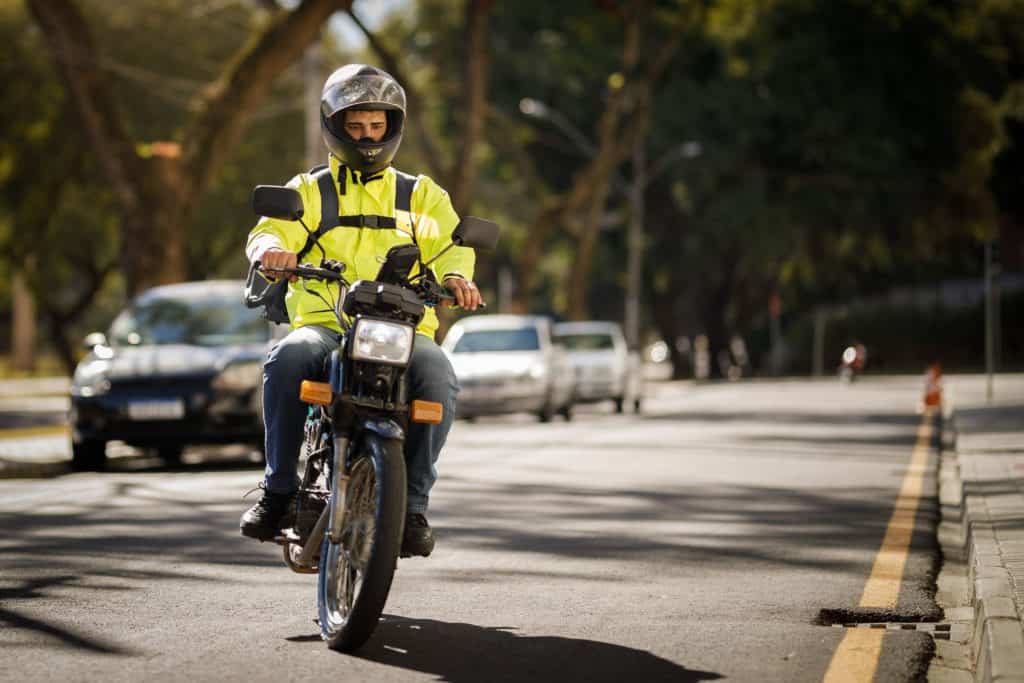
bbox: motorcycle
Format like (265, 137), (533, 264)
(246, 183), (499, 652)
(838, 342), (867, 384)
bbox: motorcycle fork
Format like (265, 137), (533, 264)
(294, 432), (349, 567)
(327, 435), (351, 544)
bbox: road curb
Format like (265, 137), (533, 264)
(0, 458), (69, 480)
(942, 404), (1024, 683)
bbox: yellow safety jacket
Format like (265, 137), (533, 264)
(247, 156), (475, 339)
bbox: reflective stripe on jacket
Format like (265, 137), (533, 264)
(246, 156), (474, 339)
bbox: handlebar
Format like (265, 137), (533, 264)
(258, 262), (486, 309)
(256, 262), (347, 284)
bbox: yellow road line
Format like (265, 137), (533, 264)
(0, 424), (69, 440)
(822, 407), (935, 682)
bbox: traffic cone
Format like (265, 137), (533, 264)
(923, 363), (943, 407)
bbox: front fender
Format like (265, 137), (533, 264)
(362, 417), (404, 441)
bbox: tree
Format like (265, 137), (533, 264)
(642, 0), (1024, 377)
(26, 0), (353, 296)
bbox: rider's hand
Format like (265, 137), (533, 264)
(259, 248), (298, 282)
(443, 277), (483, 311)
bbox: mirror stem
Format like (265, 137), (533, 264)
(422, 241), (458, 268)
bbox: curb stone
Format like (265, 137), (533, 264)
(943, 404), (1024, 682)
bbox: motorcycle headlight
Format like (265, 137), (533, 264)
(213, 361), (264, 391)
(350, 319), (414, 366)
(72, 359), (111, 397)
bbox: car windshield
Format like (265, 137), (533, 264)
(554, 333), (615, 351)
(452, 328), (540, 352)
(109, 293), (269, 347)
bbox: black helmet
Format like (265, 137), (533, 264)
(320, 64), (406, 175)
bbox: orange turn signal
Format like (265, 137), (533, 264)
(410, 400), (443, 424)
(300, 380), (333, 405)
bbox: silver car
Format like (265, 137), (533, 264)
(442, 315), (575, 422)
(553, 321), (643, 413)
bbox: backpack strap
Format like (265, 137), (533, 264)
(393, 169), (417, 214)
(297, 166), (418, 261)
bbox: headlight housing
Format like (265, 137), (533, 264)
(72, 359), (111, 397)
(350, 318), (415, 366)
(212, 361), (264, 391)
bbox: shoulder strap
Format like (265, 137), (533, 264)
(297, 166), (418, 262)
(295, 166), (338, 261)
(393, 169), (417, 213)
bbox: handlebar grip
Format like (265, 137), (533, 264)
(438, 287), (487, 310)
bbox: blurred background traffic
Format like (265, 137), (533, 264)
(2, 0), (1022, 391)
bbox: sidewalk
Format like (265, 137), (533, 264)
(0, 376), (71, 478)
(941, 374), (1024, 682)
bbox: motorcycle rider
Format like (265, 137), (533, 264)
(240, 64), (483, 557)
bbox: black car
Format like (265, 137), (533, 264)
(69, 280), (272, 470)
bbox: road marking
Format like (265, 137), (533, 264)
(0, 424), (68, 440)
(822, 407), (935, 682)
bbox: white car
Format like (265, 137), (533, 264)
(442, 315), (575, 422)
(553, 321), (643, 413)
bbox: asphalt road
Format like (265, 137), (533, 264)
(0, 377), (943, 682)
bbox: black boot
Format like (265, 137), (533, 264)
(240, 485), (295, 541)
(401, 513), (435, 557)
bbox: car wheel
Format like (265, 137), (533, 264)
(537, 404), (554, 423)
(559, 403), (573, 422)
(613, 396), (625, 414)
(157, 444), (184, 466)
(634, 398), (642, 414)
(71, 439), (107, 472)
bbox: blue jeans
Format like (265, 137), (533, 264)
(261, 325), (458, 514)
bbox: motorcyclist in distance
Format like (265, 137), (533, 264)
(240, 64), (482, 557)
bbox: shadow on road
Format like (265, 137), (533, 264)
(0, 575), (138, 656)
(343, 614), (723, 682)
(433, 476), (938, 573)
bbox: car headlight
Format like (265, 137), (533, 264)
(72, 359), (111, 397)
(213, 361), (264, 391)
(350, 319), (414, 366)
(532, 360), (548, 382)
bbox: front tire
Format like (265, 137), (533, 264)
(156, 444), (184, 466)
(318, 434), (406, 652)
(71, 438), (107, 471)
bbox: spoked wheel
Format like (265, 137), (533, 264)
(317, 435), (405, 652)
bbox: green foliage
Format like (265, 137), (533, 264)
(4, 0), (1023, 375)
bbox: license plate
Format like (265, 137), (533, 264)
(127, 399), (185, 420)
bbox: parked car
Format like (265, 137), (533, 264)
(552, 321), (643, 413)
(69, 280), (272, 470)
(441, 314), (575, 422)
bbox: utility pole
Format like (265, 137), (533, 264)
(626, 143), (646, 350)
(984, 239), (998, 403)
(812, 307), (826, 377)
(768, 293), (782, 376)
(304, 43), (323, 170)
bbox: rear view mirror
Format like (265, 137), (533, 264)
(452, 216), (500, 250)
(252, 185), (304, 221)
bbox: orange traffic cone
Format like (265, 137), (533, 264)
(923, 363), (943, 407)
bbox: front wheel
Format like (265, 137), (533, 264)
(71, 438), (107, 471)
(318, 434), (406, 652)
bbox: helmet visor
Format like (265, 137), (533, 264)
(321, 74), (406, 119)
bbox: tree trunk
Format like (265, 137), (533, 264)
(12, 269), (37, 374)
(450, 0), (494, 215)
(567, 180), (612, 319)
